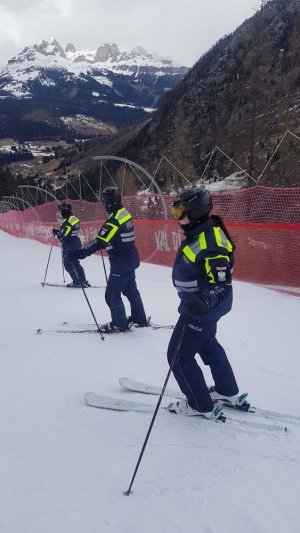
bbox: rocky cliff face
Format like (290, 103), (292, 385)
(114, 0), (300, 188)
(0, 40), (187, 140)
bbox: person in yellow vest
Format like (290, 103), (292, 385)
(70, 187), (147, 332)
(166, 186), (241, 421)
(52, 202), (90, 288)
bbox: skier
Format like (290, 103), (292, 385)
(70, 187), (148, 332)
(52, 202), (90, 288)
(166, 185), (239, 421)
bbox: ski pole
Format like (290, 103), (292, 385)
(79, 283), (105, 341)
(61, 248), (66, 284)
(41, 243), (53, 287)
(100, 249), (108, 284)
(123, 322), (187, 496)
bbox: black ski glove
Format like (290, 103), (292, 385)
(52, 228), (62, 239)
(186, 297), (209, 316)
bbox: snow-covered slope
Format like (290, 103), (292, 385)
(1, 230), (299, 533)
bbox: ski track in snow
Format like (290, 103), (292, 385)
(0, 230), (300, 533)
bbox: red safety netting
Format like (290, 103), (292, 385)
(1, 186), (299, 295)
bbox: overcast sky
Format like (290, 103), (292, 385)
(0, 0), (263, 67)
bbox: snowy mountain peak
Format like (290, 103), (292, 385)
(35, 39), (66, 58)
(131, 45), (150, 58)
(94, 43), (120, 63)
(8, 38), (66, 65)
(65, 42), (76, 54)
(5, 38), (176, 68)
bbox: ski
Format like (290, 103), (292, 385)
(146, 324), (174, 330)
(36, 325), (170, 335)
(119, 377), (298, 425)
(84, 392), (287, 432)
(36, 327), (131, 335)
(60, 321), (174, 331)
(129, 316), (174, 330)
(85, 393), (154, 413)
(37, 328), (100, 335)
(119, 377), (251, 410)
(41, 282), (103, 289)
(248, 406), (300, 424)
(41, 282), (69, 288)
(120, 377), (185, 398)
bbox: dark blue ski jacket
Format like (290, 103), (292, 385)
(172, 218), (234, 322)
(79, 203), (140, 274)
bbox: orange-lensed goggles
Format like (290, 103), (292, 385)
(171, 204), (186, 220)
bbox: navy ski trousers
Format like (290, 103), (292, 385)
(167, 315), (239, 412)
(62, 239), (86, 285)
(105, 270), (147, 329)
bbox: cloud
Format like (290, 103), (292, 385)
(0, 0), (70, 13)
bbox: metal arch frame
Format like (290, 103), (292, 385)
(0, 199), (20, 210)
(0, 199), (20, 213)
(18, 185), (60, 204)
(3, 195), (40, 221)
(2, 197), (20, 210)
(93, 156), (168, 220)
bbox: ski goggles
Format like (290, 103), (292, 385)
(171, 203), (186, 220)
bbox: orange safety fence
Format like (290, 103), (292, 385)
(0, 186), (299, 295)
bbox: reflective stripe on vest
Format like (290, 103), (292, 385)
(204, 254), (230, 283)
(63, 215), (80, 236)
(121, 231), (135, 242)
(109, 208), (132, 225)
(183, 231), (207, 262)
(174, 279), (200, 293)
(98, 208), (133, 244)
(183, 226), (232, 263)
(213, 226), (233, 252)
(69, 215), (79, 225)
(97, 222), (119, 243)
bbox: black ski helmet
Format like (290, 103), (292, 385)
(101, 186), (122, 209)
(58, 202), (72, 217)
(172, 186), (212, 221)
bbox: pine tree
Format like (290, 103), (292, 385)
(0, 166), (17, 200)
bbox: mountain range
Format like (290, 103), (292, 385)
(0, 40), (188, 140)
